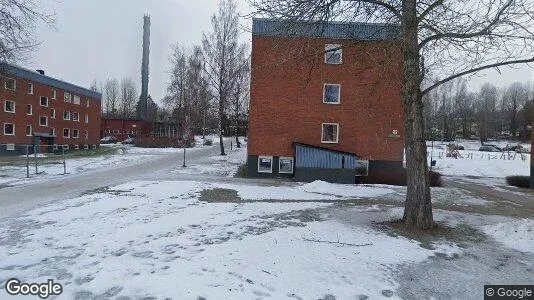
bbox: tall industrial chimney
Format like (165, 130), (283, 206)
(139, 14), (151, 120)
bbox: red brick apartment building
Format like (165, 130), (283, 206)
(248, 19), (404, 183)
(0, 63), (102, 154)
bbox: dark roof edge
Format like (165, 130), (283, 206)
(252, 18), (400, 41)
(294, 142), (359, 157)
(0, 62), (102, 101)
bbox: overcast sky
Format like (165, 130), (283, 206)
(26, 0), (533, 105)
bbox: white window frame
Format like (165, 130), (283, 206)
(51, 108), (56, 119)
(84, 130), (89, 139)
(321, 123), (339, 144)
(40, 96), (49, 107)
(27, 104), (33, 116)
(73, 95), (81, 105)
(325, 44), (343, 65)
(50, 127), (56, 137)
(39, 116), (48, 127)
(85, 114), (89, 123)
(64, 92), (72, 103)
(63, 110), (71, 120)
(52, 89), (57, 100)
(323, 83), (341, 104)
(6, 143), (15, 151)
(279, 157), (294, 174)
(86, 100), (90, 108)
(257, 156), (273, 173)
(72, 112), (80, 122)
(5, 78), (16, 91)
(28, 83), (34, 95)
(26, 125), (33, 136)
(3, 123), (15, 135)
(72, 129), (79, 139)
(4, 100), (15, 113)
(63, 128), (70, 138)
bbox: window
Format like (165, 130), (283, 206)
(279, 157), (294, 174)
(3, 123), (14, 135)
(86, 100), (90, 108)
(258, 156), (273, 173)
(52, 89), (57, 100)
(325, 44), (343, 64)
(321, 123), (339, 143)
(39, 116), (48, 127)
(63, 111), (71, 120)
(64, 93), (72, 103)
(355, 160), (369, 176)
(84, 130), (88, 139)
(85, 114), (89, 123)
(28, 83), (34, 95)
(73, 95), (81, 105)
(26, 125), (32, 136)
(51, 108), (56, 119)
(323, 84), (341, 104)
(72, 112), (79, 122)
(4, 100), (15, 113)
(50, 127), (56, 136)
(40, 96), (49, 107)
(5, 78), (16, 91)
(63, 128), (70, 138)
(73, 129), (79, 139)
(6, 144), (15, 151)
(27, 104), (33, 115)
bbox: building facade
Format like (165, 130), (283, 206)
(248, 19), (404, 183)
(0, 63), (102, 154)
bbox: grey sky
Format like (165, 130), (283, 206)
(25, 1), (533, 105)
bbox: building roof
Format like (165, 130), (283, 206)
(0, 62), (102, 100)
(252, 18), (400, 41)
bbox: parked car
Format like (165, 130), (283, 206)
(122, 137), (135, 145)
(479, 145), (501, 152)
(100, 136), (117, 144)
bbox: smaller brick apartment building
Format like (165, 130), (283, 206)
(248, 19), (404, 183)
(0, 63), (102, 154)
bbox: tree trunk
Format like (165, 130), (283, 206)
(401, 0), (434, 229)
(219, 93), (226, 156)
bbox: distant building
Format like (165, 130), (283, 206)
(248, 19), (404, 183)
(0, 63), (102, 154)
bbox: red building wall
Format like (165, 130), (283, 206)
(0, 73), (101, 148)
(100, 118), (151, 142)
(248, 36), (404, 162)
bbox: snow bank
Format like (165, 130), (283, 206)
(482, 219), (534, 253)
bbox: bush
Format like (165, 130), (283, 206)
(235, 163), (248, 178)
(203, 139), (213, 146)
(506, 176), (530, 189)
(362, 168), (442, 187)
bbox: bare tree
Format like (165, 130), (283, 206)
(202, 0), (247, 155)
(249, 0), (534, 229)
(229, 59), (250, 148)
(502, 82), (529, 139)
(0, 0), (54, 62)
(120, 77), (138, 119)
(104, 78), (120, 117)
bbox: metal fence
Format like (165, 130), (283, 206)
(0, 144), (73, 178)
(427, 150), (529, 162)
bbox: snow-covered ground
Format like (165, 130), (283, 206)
(0, 180), (462, 300)
(172, 139), (248, 177)
(426, 142), (530, 178)
(482, 219), (534, 254)
(0, 136), (218, 188)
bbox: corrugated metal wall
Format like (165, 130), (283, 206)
(295, 144), (357, 169)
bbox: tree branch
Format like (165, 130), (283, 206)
(421, 56), (534, 96)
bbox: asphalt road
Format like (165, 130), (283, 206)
(0, 142), (227, 219)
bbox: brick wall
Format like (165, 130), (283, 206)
(0, 73), (101, 147)
(248, 36), (404, 162)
